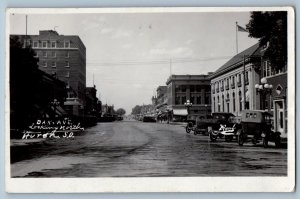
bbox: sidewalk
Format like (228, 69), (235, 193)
(156, 121), (187, 127)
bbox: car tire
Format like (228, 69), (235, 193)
(275, 134), (281, 148)
(186, 126), (191, 134)
(209, 131), (217, 142)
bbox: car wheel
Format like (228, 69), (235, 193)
(194, 129), (199, 135)
(209, 131), (217, 142)
(263, 137), (268, 148)
(275, 135), (281, 148)
(186, 126), (191, 134)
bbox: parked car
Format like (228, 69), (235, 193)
(186, 112), (235, 136)
(236, 110), (281, 148)
(143, 115), (156, 122)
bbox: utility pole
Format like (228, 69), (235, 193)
(25, 15), (28, 47)
(236, 22), (238, 54)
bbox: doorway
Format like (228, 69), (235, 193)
(274, 100), (285, 134)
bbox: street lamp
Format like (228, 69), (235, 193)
(255, 78), (273, 111)
(184, 100), (193, 114)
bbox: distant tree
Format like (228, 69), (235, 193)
(116, 108), (126, 116)
(131, 105), (142, 115)
(246, 11), (287, 71)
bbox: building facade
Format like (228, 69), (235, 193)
(166, 74), (211, 121)
(210, 43), (287, 137)
(15, 30), (86, 116)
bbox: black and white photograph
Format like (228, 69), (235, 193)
(5, 7), (295, 192)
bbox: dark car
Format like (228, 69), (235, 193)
(236, 110), (281, 148)
(186, 112), (235, 136)
(143, 115), (156, 122)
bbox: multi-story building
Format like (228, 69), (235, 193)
(166, 74), (211, 121)
(14, 30), (86, 116)
(210, 43), (287, 137)
(210, 43), (261, 116)
(155, 86), (168, 110)
(85, 85), (101, 117)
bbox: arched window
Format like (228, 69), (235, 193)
(239, 91), (242, 111)
(217, 96), (220, 112)
(232, 92), (236, 112)
(226, 93), (230, 113)
(222, 94), (224, 112)
(213, 97), (215, 112)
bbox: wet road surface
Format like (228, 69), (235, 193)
(11, 120), (287, 177)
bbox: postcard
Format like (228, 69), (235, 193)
(5, 7), (295, 192)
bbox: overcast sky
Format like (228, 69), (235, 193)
(10, 11), (258, 114)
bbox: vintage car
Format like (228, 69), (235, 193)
(186, 112), (235, 136)
(236, 110), (281, 148)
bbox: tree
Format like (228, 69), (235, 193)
(246, 11), (287, 71)
(131, 105), (142, 115)
(116, 108), (126, 116)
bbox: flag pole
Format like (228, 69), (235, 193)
(236, 22), (238, 54)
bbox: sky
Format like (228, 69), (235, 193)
(9, 11), (258, 114)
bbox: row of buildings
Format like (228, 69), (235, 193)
(13, 30), (102, 123)
(151, 43), (287, 137)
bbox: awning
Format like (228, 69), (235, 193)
(173, 109), (188, 116)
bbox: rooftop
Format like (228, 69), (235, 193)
(210, 43), (263, 79)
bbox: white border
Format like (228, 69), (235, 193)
(5, 7), (295, 193)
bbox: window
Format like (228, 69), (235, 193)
(222, 95), (224, 112)
(23, 39), (31, 47)
(42, 41), (47, 48)
(181, 96), (186, 105)
(196, 85), (201, 92)
(65, 52), (70, 58)
(217, 96), (220, 112)
(190, 85), (195, 92)
(33, 41), (38, 48)
(197, 96), (201, 104)
(64, 41), (70, 48)
(42, 51), (47, 57)
(65, 61), (70, 67)
(181, 85), (186, 92)
(239, 91), (242, 111)
(50, 41), (56, 48)
(232, 76), (235, 84)
(226, 94), (230, 113)
(51, 51), (56, 58)
(245, 71), (249, 81)
(213, 97), (215, 112)
(41, 61), (47, 67)
(51, 61), (56, 67)
(190, 96), (195, 104)
(175, 96), (180, 105)
(263, 61), (273, 77)
(232, 92), (236, 112)
(205, 96), (210, 104)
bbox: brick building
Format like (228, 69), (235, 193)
(14, 30), (86, 116)
(166, 74), (211, 121)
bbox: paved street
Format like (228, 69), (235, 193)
(11, 120), (287, 177)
